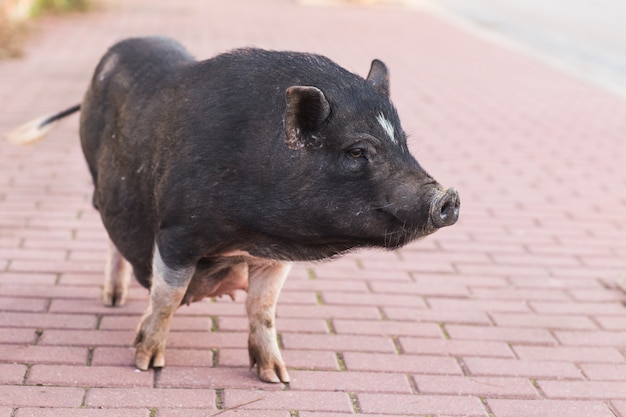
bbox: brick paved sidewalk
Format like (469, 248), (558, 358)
(1, 0), (625, 416)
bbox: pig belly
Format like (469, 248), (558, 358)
(182, 257), (249, 305)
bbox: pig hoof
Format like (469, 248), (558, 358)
(258, 365), (290, 384)
(249, 352), (290, 383)
(134, 345), (166, 370)
(133, 328), (167, 370)
(102, 289), (127, 307)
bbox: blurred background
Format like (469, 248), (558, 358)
(1, 0), (90, 58)
(425, 0), (626, 98)
(4, 0), (626, 98)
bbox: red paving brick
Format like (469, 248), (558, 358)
(444, 324), (557, 344)
(0, 311), (97, 329)
(462, 357), (583, 379)
(487, 399), (617, 417)
(400, 337), (516, 358)
(490, 312), (598, 330)
(413, 374), (539, 398)
(15, 410), (151, 417)
(85, 387), (216, 409)
(357, 393), (486, 415)
(384, 306), (492, 324)
(536, 380), (626, 400)
(1, 345), (88, 365)
(579, 363), (626, 381)
(288, 370), (413, 393)
(342, 351), (463, 374)
(0, 386), (85, 408)
(157, 411), (288, 417)
(281, 333), (397, 353)
(27, 365), (154, 388)
(223, 390), (353, 413)
(332, 318), (442, 337)
(0, 328), (37, 344)
(0, 364), (27, 385)
(512, 345), (625, 363)
(1, 0), (625, 416)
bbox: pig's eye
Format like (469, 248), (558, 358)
(342, 144), (371, 173)
(347, 148), (366, 159)
(342, 147), (369, 173)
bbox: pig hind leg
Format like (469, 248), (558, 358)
(246, 261), (291, 383)
(103, 238), (133, 307)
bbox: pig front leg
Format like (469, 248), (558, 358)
(133, 247), (194, 370)
(246, 261), (291, 383)
(102, 238), (133, 307)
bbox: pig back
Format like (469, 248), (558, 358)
(79, 37), (196, 286)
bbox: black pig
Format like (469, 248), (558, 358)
(8, 36), (459, 383)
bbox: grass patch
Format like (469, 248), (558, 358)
(30, 0), (91, 16)
(335, 352), (347, 371)
(0, 0), (92, 59)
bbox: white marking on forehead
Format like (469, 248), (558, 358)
(376, 112), (397, 145)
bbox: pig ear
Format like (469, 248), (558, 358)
(284, 86), (331, 150)
(366, 59), (390, 97)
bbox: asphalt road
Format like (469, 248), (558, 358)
(425, 0), (626, 97)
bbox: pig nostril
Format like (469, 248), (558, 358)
(431, 188), (460, 228)
(440, 201), (453, 218)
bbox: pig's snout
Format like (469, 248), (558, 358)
(430, 187), (460, 228)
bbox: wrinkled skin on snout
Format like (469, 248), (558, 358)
(79, 37), (459, 384)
